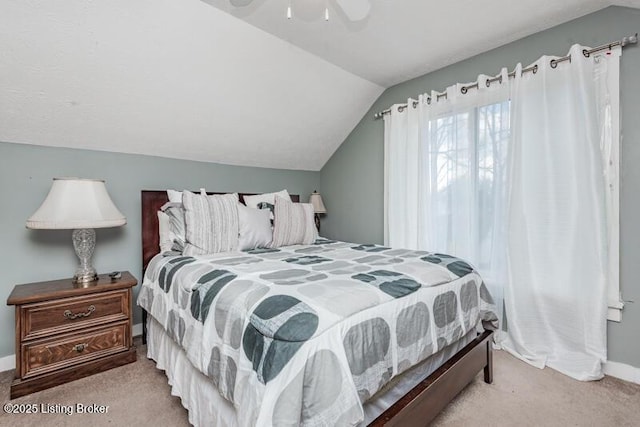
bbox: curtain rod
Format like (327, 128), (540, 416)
(373, 33), (638, 120)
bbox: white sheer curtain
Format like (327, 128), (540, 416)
(384, 70), (511, 327)
(500, 45), (619, 380)
(384, 44), (620, 381)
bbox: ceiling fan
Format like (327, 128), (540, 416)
(229, 0), (372, 22)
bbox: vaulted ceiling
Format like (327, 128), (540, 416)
(202, 0), (634, 87)
(1, 0), (637, 170)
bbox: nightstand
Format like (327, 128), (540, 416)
(6, 272), (137, 399)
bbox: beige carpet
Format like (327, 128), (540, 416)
(1, 339), (638, 426)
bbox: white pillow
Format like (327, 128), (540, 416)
(243, 190), (290, 210)
(270, 196), (316, 248)
(182, 191), (240, 256)
(238, 204), (273, 250)
(168, 188), (209, 203)
(167, 189), (183, 204)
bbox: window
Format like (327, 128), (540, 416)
(427, 101), (509, 276)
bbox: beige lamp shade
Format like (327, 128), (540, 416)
(26, 178), (126, 229)
(309, 191), (327, 214)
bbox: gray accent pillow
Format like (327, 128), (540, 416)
(160, 202), (186, 253)
(244, 189), (290, 210)
(270, 196), (316, 248)
(182, 192), (239, 255)
(238, 204), (273, 250)
(157, 210), (173, 253)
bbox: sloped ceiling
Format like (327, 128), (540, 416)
(205, 0), (640, 87)
(1, 0), (637, 170)
(0, 0), (383, 171)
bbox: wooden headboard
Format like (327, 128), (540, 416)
(141, 190), (300, 273)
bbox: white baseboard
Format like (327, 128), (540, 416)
(604, 360), (640, 385)
(0, 323), (143, 373)
(0, 354), (14, 373)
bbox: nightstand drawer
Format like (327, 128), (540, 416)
(21, 321), (129, 379)
(21, 290), (129, 340)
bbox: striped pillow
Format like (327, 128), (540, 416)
(182, 191), (239, 255)
(270, 196), (316, 248)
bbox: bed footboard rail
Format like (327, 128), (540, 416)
(141, 308), (148, 345)
(370, 329), (494, 426)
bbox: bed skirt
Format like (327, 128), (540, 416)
(146, 317), (476, 426)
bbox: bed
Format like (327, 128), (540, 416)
(139, 190), (498, 426)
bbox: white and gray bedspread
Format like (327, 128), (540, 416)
(138, 238), (498, 426)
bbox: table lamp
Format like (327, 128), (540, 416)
(26, 178), (126, 284)
(309, 191), (327, 232)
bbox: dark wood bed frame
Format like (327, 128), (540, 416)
(140, 190), (494, 427)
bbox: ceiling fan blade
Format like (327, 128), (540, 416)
(230, 0), (254, 6)
(335, 0), (371, 21)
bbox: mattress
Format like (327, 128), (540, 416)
(138, 238), (498, 426)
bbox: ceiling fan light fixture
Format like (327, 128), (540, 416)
(229, 0), (370, 23)
(283, 1), (333, 22)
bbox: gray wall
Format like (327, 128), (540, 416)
(0, 141), (320, 359)
(320, 6), (640, 368)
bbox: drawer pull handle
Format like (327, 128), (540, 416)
(63, 305), (95, 320)
(73, 343), (89, 353)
